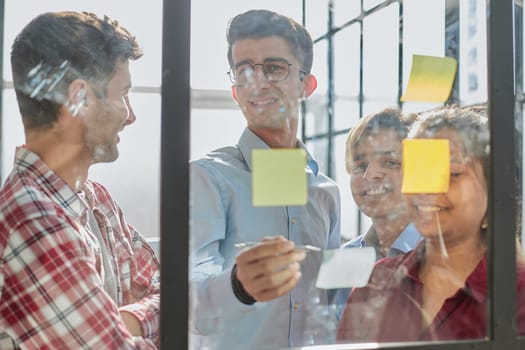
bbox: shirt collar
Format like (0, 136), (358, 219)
(237, 127), (319, 176)
(13, 146), (88, 221)
(363, 223), (421, 253)
(390, 223), (423, 253)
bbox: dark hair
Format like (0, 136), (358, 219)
(345, 108), (410, 170)
(11, 11), (143, 129)
(226, 9), (313, 73)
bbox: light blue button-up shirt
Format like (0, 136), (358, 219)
(189, 128), (341, 349)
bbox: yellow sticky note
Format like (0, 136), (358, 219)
(401, 139), (450, 193)
(252, 149), (307, 206)
(401, 54), (457, 103)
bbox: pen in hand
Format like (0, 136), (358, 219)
(234, 242), (322, 252)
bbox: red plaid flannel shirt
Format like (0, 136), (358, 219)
(0, 147), (160, 349)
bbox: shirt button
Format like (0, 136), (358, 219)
(291, 218), (296, 224)
(293, 302), (300, 310)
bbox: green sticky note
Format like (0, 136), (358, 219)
(401, 139), (450, 193)
(401, 54), (458, 103)
(252, 149), (308, 206)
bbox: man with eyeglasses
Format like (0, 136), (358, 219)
(190, 9), (341, 349)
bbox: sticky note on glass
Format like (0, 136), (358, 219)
(316, 247), (376, 289)
(402, 139), (450, 193)
(252, 149), (307, 206)
(401, 54), (457, 102)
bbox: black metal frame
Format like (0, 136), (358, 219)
(486, 0), (521, 347)
(160, 0), (190, 349)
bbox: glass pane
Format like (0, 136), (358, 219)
(305, 0), (329, 41)
(190, 0), (302, 90)
(362, 3), (399, 101)
(334, 99), (359, 132)
(187, 1), (503, 349)
(364, 0), (387, 11)
(305, 38), (329, 138)
(458, 0), (488, 105)
(190, 109), (246, 160)
(334, 132), (362, 241)
(3, 1), (162, 87)
(90, 92), (161, 238)
(1, 89), (24, 181)
(337, 103), (493, 343)
(333, 24), (360, 104)
(363, 100), (397, 116)
(0, 2), (162, 348)
(304, 98), (329, 137)
(312, 39), (330, 106)
(333, 0), (361, 28)
(189, 5), (340, 349)
(402, 0), (446, 113)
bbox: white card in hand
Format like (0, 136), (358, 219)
(315, 247), (376, 289)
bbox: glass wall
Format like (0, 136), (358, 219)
(186, 0), (524, 349)
(1, 0), (524, 349)
(1, 0), (162, 241)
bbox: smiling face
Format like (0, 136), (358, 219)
(349, 128), (408, 219)
(82, 58), (135, 163)
(230, 36), (314, 132)
(407, 129), (488, 243)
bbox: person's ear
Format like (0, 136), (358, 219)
(302, 74), (317, 99)
(66, 79), (89, 116)
(231, 85), (239, 103)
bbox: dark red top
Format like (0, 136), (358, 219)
(337, 245), (525, 342)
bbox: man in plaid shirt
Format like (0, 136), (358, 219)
(0, 12), (160, 349)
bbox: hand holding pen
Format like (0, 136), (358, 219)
(234, 236), (308, 302)
(235, 241), (321, 253)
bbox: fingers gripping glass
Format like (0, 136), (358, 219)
(227, 61), (307, 86)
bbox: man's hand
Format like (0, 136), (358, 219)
(235, 236), (306, 302)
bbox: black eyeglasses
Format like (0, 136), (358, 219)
(227, 61), (307, 86)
